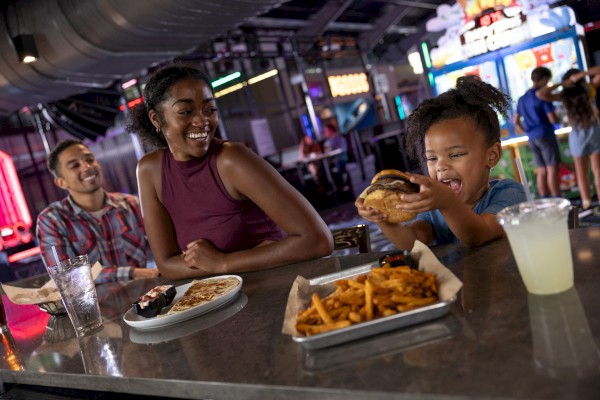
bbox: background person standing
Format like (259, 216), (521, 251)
(538, 66), (600, 212)
(514, 67), (562, 198)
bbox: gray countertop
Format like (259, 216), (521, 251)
(2, 227), (600, 399)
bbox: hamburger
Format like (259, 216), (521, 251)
(361, 169), (419, 223)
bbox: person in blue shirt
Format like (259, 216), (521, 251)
(514, 67), (561, 198)
(355, 76), (526, 248)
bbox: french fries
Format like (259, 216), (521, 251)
(295, 265), (438, 336)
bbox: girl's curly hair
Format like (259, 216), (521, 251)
(405, 75), (511, 159)
(126, 65), (213, 148)
(561, 69), (598, 131)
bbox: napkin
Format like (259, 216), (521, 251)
(1, 262), (103, 305)
(282, 240), (463, 336)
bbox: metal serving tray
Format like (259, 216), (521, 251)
(302, 319), (456, 372)
(292, 263), (456, 350)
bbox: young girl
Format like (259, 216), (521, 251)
(128, 66), (333, 280)
(537, 66), (600, 212)
(356, 76), (526, 249)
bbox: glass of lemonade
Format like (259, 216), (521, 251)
(496, 198), (574, 295)
(46, 255), (103, 337)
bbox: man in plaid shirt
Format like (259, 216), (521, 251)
(36, 140), (158, 284)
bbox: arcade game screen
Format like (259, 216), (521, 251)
(503, 38), (579, 113)
(433, 60), (500, 95)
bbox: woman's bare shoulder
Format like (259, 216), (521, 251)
(220, 140), (250, 153)
(219, 141), (258, 163)
(138, 149), (164, 173)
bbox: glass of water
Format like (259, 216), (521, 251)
(46, 255), (103, 337)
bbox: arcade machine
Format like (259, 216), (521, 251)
(0, 150), (39, 282)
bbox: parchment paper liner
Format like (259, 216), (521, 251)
(1, 262), (103, 305)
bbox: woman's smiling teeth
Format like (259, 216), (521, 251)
(187, 131), (208, 140)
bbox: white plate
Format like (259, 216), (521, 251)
(123, 275), (243, 330)
(129, 293), (248, 344)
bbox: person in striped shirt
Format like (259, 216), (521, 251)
(36, 140), (158, 284)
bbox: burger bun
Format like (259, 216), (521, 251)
(362, 169), (418, 223)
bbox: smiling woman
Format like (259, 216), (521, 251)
(126, 66), (333, 280)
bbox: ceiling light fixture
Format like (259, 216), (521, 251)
(12, 34), (39, 63)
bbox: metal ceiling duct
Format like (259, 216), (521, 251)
(0, 0), (286, 116)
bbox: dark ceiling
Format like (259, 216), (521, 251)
(0, 0), (449, 120)
(0, 0), (598, 138)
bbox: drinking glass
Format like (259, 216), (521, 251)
(46, 255), (103, 337)
(496, 198), (573, 295)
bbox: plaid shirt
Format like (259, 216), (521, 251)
(36, 192), (148, 284)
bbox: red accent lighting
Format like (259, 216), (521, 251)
(128, 97), (143, 108)
(0, 151), (32, 252)
(584, 21), (600, 32)
(479, 10), (503, 27)
(119, 97), (144, 111)
(7, 246), (40, 263)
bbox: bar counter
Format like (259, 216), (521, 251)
(2, 227), (600, 399)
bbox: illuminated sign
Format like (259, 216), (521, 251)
(327, 73), (370, 97)
(478, 10), (503, 27)
(461, 10), (529, 58)
(460, 0), (519, 21)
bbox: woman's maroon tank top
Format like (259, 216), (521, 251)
(161, 139), (286, 252)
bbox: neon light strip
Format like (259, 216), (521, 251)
(127, 98), (143, 108)
(501, 136), (529, 146)
(214, 69), (279, 97)
(211, 72), (242, 88)
(247, 69), (278, 85)
(8, 246), (41, 263)
(0, 162), (14, 225)
(554, 126), (572, 135)
(0, 151), (32, 227)
(215, 83), (245, 98)
(7, 150), (32, 229)
(421, 42), (431, 69)
(394, 96), (405, 120)
(501, 127), (571, 147)
(121, 79), (137, 89)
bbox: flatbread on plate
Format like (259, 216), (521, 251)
(165, 277), (240, 315)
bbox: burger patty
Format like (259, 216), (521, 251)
(367, 175), (419, 194)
